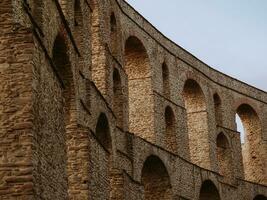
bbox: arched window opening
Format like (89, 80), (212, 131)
(95, 113), (112, 151)
(113, 68), (124, 128)
(162, 63), (170, 98)
(52, 34), (75, 124)
(213, 93), (222, 125)
(182, 79), (210, 168)
(92, 113), (113, 199)
(125, 36), (150, 79)
(199, 180), (220, 200)
(254, 195), (267, 200)
(110, 12), (118, 55)
(236, 104), (265, 184)
(141, 156), (172, 200)
(124, 36), (152, 138)
(164, 106), (177, 152)
(216, 132), (232, 178)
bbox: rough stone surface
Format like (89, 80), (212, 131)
(0, 0), (266, 199)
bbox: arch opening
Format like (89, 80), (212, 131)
(162, 63), (170, 98)
(182, 79), (210, 168)
(125, 36), (150, 79)
(199, 180), (220, 200)
(164, 106), (177, 152)
(124, 36), (152, 138)
(213, 93), (222, 125)
(52, 34), (74, 124)
(113, 68), (124, 128)
(216, 132), (232, 178)
(52, 34), (76, 198)
(95, 113), (112, 151)
(92, 113), (113, 199)
(141, 156), (172, 200)
(236, 104), (265, 183)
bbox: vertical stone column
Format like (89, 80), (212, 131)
(0, 1), (35, 198)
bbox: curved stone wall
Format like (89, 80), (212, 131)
(0, 0), (266, 199)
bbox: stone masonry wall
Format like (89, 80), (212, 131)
(0, 0), (267, 199)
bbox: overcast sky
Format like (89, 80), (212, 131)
(126, 0), (267, 143)
(126, 0), (267, 92)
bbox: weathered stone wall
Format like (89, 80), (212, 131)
(0, 0), (266, 199)
(0, 0), (34, 198)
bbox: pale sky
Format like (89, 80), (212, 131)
(126, 0), (267, 143)
(126, 0), (267, 92)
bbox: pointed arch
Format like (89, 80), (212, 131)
(141, 155), (172, 200)
(216, 132), (232, 178)
(199, 180), (220, 200)
(236, 104), (265, 183)
(164, 106), (177, 152)
(182, 79), (210, 168)
(113, 68), (124, 128)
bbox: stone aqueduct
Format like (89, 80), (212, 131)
(0, 0), (266, 199)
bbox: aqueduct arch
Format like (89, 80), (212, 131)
(95, 112), (112, 151)
(182, 79), (210, 169)
(216, 132), (232, 178)
(141, 155), (172, 200)
(2, 0), (267, 198)
(164, 106), (177, 153)
(124, 36), (153, 140)
(236, 104), (265, 183)
(199, 180), (220, 200)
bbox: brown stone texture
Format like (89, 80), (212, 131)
(0, 0), (266, 199)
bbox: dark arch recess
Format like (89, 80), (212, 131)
(199, 180), (220, 200)
(164, 106), (177, 153)
(95, 113), (112, 151)
(236, 104), (265, 183)
(141, 155), (172, 200)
